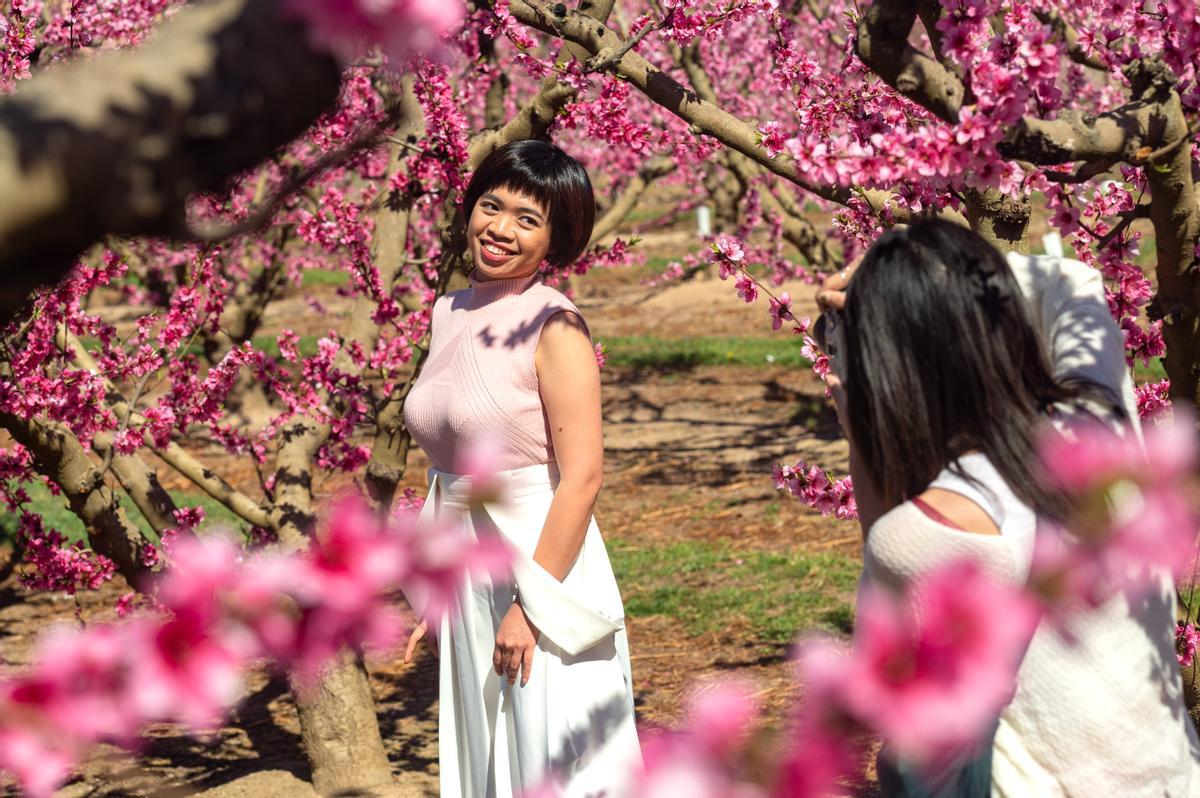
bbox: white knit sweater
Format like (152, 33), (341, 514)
(862, 253), (1200, 797)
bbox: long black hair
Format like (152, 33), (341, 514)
(462, 140), (595, 268)
(841, 219), (1082, 521)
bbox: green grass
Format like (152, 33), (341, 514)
(301, 268), (352, 287)
(0, 479), (250, 546)
(609, 538), (859, 642)
(599, 335), (812, 371)
(246, 334), (321, 359)
(1134, 357), (1168, 383)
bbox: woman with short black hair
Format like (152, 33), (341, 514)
(402, 140), (640, 797)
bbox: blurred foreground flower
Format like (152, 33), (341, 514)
(1033, 414), (1200, 605)
(286, 0), (466, 65)
(632, 681), (765, 798)
(794, 561), (1038, 783)
(0, 494), (510, 797)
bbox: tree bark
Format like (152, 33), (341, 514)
(0, 0), (340, 324)
(296, 654), (397, 797)
(1136, 65), (1200, 409)
(0, 412), (148, 583)
(963, 188), (1032, 254)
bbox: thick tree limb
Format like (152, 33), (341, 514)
(95, 431), (181, 536)
(0, 0), (340, 324)
(856, 0), (966, 123)
(999, 59), (1181, 165)
(1140, 84), (1200, 408)
(0, 411), (148, 584)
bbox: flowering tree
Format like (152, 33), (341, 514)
(2, 0), (1200, 793)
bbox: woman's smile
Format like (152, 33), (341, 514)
(479, 238), (518, 266)
(467, 185), (551, 281)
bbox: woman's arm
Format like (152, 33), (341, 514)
(492, 309), (602, 686)
(531, 310), (604, 579)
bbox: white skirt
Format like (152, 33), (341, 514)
(414, 463), (642, 797)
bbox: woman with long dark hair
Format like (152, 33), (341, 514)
(818, 219), (1199, 796)
(401, 140), (640, 797)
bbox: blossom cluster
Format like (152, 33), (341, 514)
(772, 461), (856, 521)
(0, 495), (510, 798)
(1031, 416), (1200, 607)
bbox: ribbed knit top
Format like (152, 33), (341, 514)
(404, 272), (588, 472)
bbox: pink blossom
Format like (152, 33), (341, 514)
(1177, 622), (1199, 667)
(845, 561), (1039, 764)
(1135, 379), (1171, 421)
(797, 561), (1039, 770)
(774, 461), (857, 520)
(0, 725), (77, 798)
(285, 0), (466, 65)
(684, 680), (759, 757)
(709, 235), (746, 280)
(757, 121), (788, 157)
(454, 435), (507, 502)
(768, 292), (793, 331)
(735, 273), (758, 303)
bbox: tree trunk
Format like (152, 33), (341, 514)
(296, 653), (398, 797)
(964, 188), (1031, 254)
(1143, 110), (1200, 409)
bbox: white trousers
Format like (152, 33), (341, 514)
(417, 463), (642, 797)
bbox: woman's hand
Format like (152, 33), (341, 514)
(815, 259), (859, 313)
(403, 620), (439, 663)
(493, 603), (540, 686)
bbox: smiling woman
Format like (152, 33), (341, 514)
(401, 140), (640, 797)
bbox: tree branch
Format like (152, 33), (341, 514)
(0, 411), (148, 584)
(0, 0), (341, 324)
(509, 0), (847, 203)
(589, 155), (676, 246)
(855, 0), (966, 124)
(57, 331), (274, 530)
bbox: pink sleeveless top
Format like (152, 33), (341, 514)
(403, 272), (588, 472)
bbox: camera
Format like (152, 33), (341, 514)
(813, 311), (845, 379)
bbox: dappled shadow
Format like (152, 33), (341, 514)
(374, 652), (440, 779)
(134, 675), (311, 791)
(601, 368), (842, 487)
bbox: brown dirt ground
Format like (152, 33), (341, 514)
(0, 247), (873, 796)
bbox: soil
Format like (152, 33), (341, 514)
(0, 254), (869, 796)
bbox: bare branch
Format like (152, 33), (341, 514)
(187, 113), (402, 244)
(589, 155), (677, 246)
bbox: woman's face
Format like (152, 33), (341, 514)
(467, 185), (552, 281)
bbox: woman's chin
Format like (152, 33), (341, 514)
(474, 260), (536, 281)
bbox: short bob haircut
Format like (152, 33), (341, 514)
(462, 140), (596, 268)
